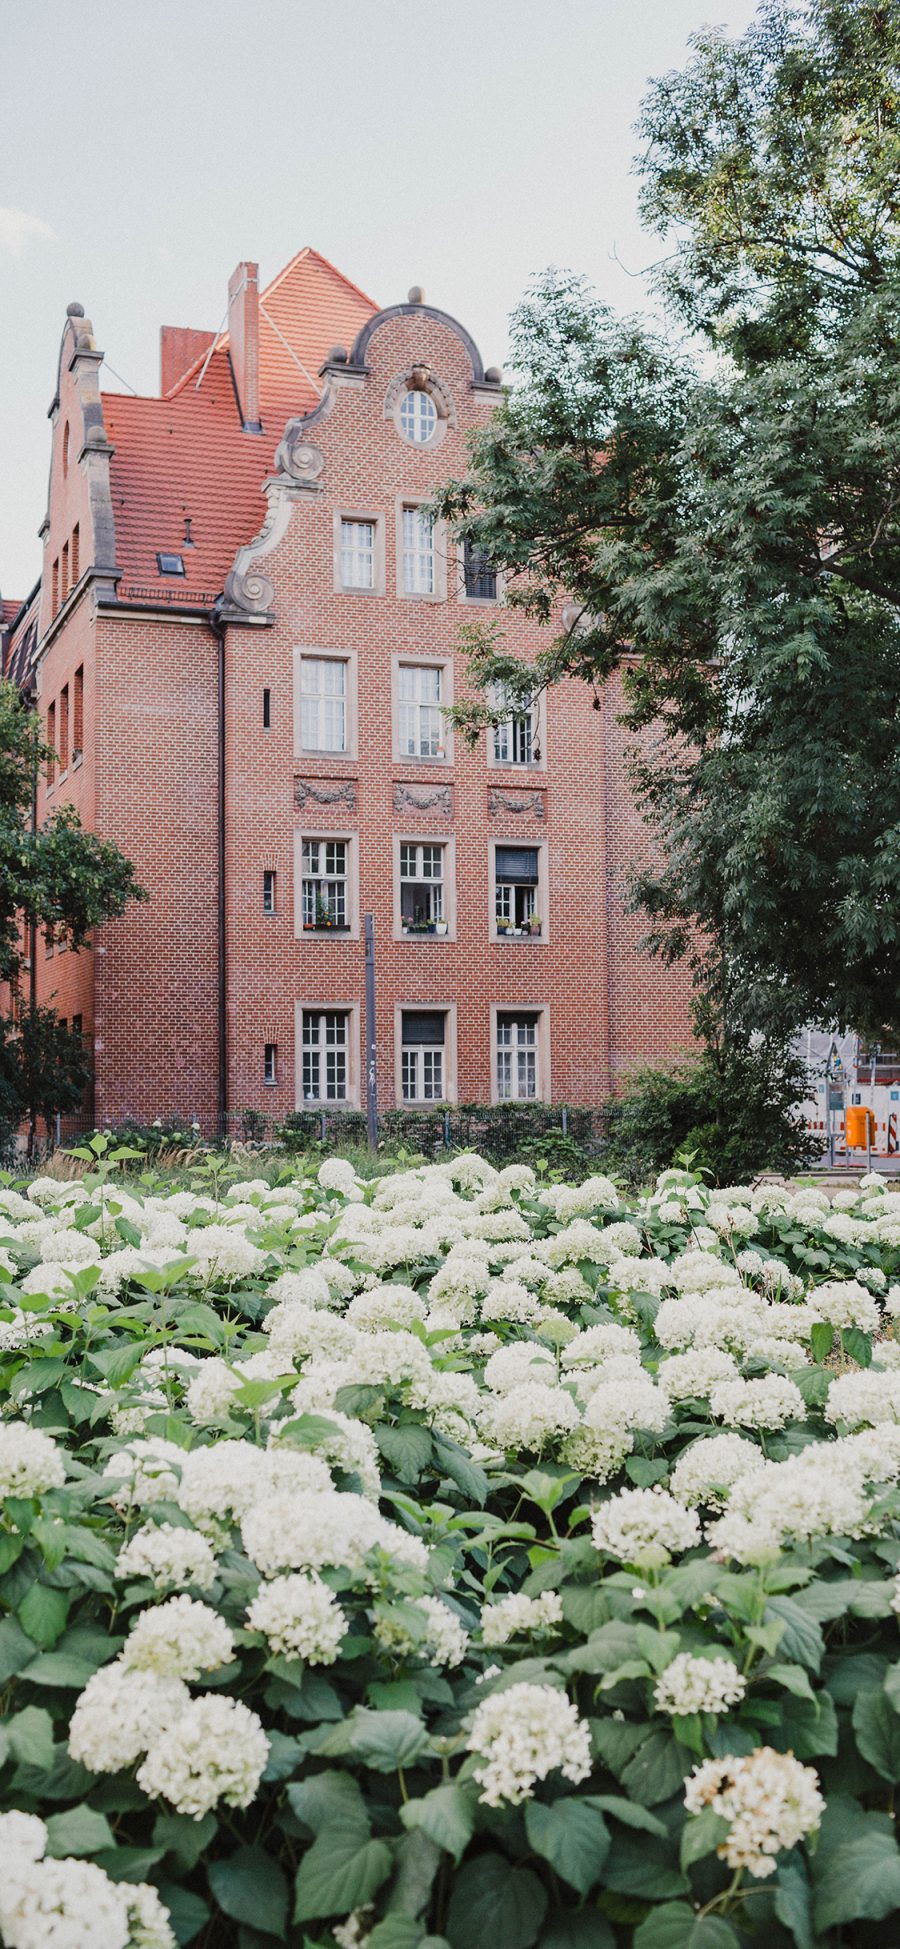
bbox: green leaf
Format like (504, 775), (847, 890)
(432, 1432), (488, 1507)
(7, 1705), (54, 1767)
(208, 1846), (289, 1938)
(45, 1805), (116, 1856)
(17, 1582), (69, 1647)
(0, 1614), (54, 1682)
(812, 1794), (900, 1929)
(620, 1728), (689, 1807)
(584, 1796), (667, 1836)
(377, 1423), (434, 1484)
(401, 1785), (476, 1864)
(153, 1812), (218, 1873)
(294, 1821), (392, 1923)
(810, 1322), (834, 1364)
(842, 1326), (872, 1367)
(349, 1708), (429, 1772)
(634, 1907), (739, 1949)
(525, 1798), (611, 1895)
(603, 1832), (688, 1902)
(853, 1687), (900, 1780)
(539, 1915), (614, 1949)
(767, 1664), (817, 1702)
(368, 1922), (426, 1949)
(765, 1597), (824, 1672)
(446, 1854), (547, 1949)
(0, 1532), (24, 1574)
(679, 1807), (729, 1871)
(155, 1883), (210, 1946)
(287, 1769), (365, 1835)
(773, 1853), (815, 1949)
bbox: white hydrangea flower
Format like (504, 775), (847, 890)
(684, 1748), (824, 1878)
(480, 1381), (580, 1453)
(561, 1321), (641, 1366)
(69, 1663), (190, 1773)
(808, 1279), (880, 1332)
(709, 1374), (806, 1431)
(656, 1348), (739, 1400)
(670, 1434), (765, 1508)
(826, 1367), (900, 1428)
(654, 1653), (746, 1716)
(0, 1422), (65, 1498)
(241, 1488), (428, 1578)
(102, 1438), (183, 1511)
(467, 1682), (591, 1805)
(121, 1596), (234, 1681)
(137, 1694), (269, 1818)
(0, 1854), (131, 1949)
(481, 1591), (564, 1646)
(246, 1572), (349, 1662)
(115, 1523), (218, 1592)
(484, 1343), (557, 1394)
(591, 1486), (700, 1568)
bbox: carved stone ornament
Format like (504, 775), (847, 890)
(275, 424), (326, 486)
(294, 779), (357, 811)
(383, 365), (457, 429)
(488, 789), (545, 820)
(224, 478), (295, 614)
(392, 782), (453, 815)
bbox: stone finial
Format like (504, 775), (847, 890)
(66, 302), (85, 318)
(485, 365), (503, 384)
(328, 344), (348, 364)
(407, 285), (425, 306)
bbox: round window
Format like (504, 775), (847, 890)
(399, 388), (438, 445)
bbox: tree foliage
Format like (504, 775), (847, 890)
(0, 679), (144, 1136)
(437, 0), (900, 1044)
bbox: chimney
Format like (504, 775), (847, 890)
(160, 326), (216, 396)
(227, 261), (261, 432)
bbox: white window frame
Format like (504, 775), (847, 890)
(459, 537), (500, 605)
(490, 1005), (551, 1105)
(393, 656), (454, 764)
(333, 510), (385, 596)
(294, 650), (358, 759)
(262, 869), (277, 916)
(487, 684), (546, 770)
(398, 841), (445, 935)
(394, 1003), (458, 1106)
(293, 832), (359, 940)
(392, 834), (457, 942)
(489, 838), (549, 942)
(395, 498), (447, 602)
(295, 1002), (361, 1108)
(400, 389), (438, 446)
(264, 1042), (278, 1086)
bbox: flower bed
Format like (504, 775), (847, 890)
(1, 1150), (900, 1946)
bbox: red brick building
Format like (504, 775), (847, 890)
(1, 248), (693, 1133)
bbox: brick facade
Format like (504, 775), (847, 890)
(2, 252), (694, 1130)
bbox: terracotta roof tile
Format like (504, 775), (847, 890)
(106, 248), (378, 604)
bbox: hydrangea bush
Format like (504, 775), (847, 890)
(2, 1147), (900, 1945)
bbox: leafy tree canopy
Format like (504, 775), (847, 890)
(437, 0), (900, 1044)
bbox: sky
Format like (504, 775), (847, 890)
(0, 0), (760, 603)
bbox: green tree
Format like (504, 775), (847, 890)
(0, 680), (145, 1146)
(437, 0), (900, 1055)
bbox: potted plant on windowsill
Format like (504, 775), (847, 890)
(496, 918), (509, 934)
(526, 915), (542, 937)
(435, 919), (448, 936)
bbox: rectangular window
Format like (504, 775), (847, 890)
(495, 846), (540, 934)
(61, 541), (69, 599)
(339, 517), (375, 590)
(302, 1009), (349, 1102)
(399, 842), (445, 934)
(492, 685), (537, 766)
(300, 656), (347, 753)
(301, 840), (349, 930)
(51, 558), (59, 616)
(496, 1013), (539, 1101)
(463, 538), (497, 601)
(71, 523), (80, 587)
(398, 663), (444, 758)
(59, 685), (69, 772)
(263, 687), (271, 730)
(264, 1042), (278, 1086)
(73, 667), (84, 756)
(72, 1014), (82, 1037)
(47, 702), (56, 788)
(401, 1011), (446, 1102)
(401, 506), (434, 595)
(262, 870), (277, 915)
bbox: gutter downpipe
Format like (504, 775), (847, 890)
(210, 604), (227, 1140)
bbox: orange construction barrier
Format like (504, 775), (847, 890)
(845, 1105), (875, 1149)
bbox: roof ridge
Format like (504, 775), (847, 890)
(162, 340), (232, 403)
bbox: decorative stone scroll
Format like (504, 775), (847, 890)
(294, 780), (357, 811)
(488, 789), (545, 820)
(392, 783), (453, 815)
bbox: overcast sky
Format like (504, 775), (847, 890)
(1, 0), (760, 603)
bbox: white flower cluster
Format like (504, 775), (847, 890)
(115, 1522), (218, 1591)
(684, 1747), (825, 1877)
(481, 1591), (564, 1645)
(0, 1422), (65, 1498)
(653, 1653), (746, 1717)
(246, 1572), (349, 1662)
(591, 1486), (700, 1568)
(0, 1810), (174, 1949)
(466, 1682), (592, 1805)
(121, 1595), (235, 1681)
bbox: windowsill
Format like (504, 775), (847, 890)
(395, 755), (451, 768)
(263, 911), (278, 919)
(488, 763), (546, 776)
(295, 755), (358, 771)
(460, 594), (499, 607)
(398, 591), (443, 603)
(298, 1101), (358, 1112)
(302, 925), (351, 935)
(401, 927), (450, 940)
(263, 1080), (278, 1088)
(493, 931), (545, 942)
(72, 751), (83, 770)
(338, 583), (381, 597)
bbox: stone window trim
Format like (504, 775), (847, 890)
(391, 653), (455, 767)
(489, 1003), (552, 1107)
(332, 509), (386, 597)
(293, 647), (359, 762)
(294, 1000), (361, 1109)
(393, 1002), (459, 1107)
(486, 687), (547, 773)
(293, 830), (360, 941)
(488, 837), (550, 944)
(392, 832), (458, 943)
(385, 365), (456, 451)
(394, 496), (449, 603)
